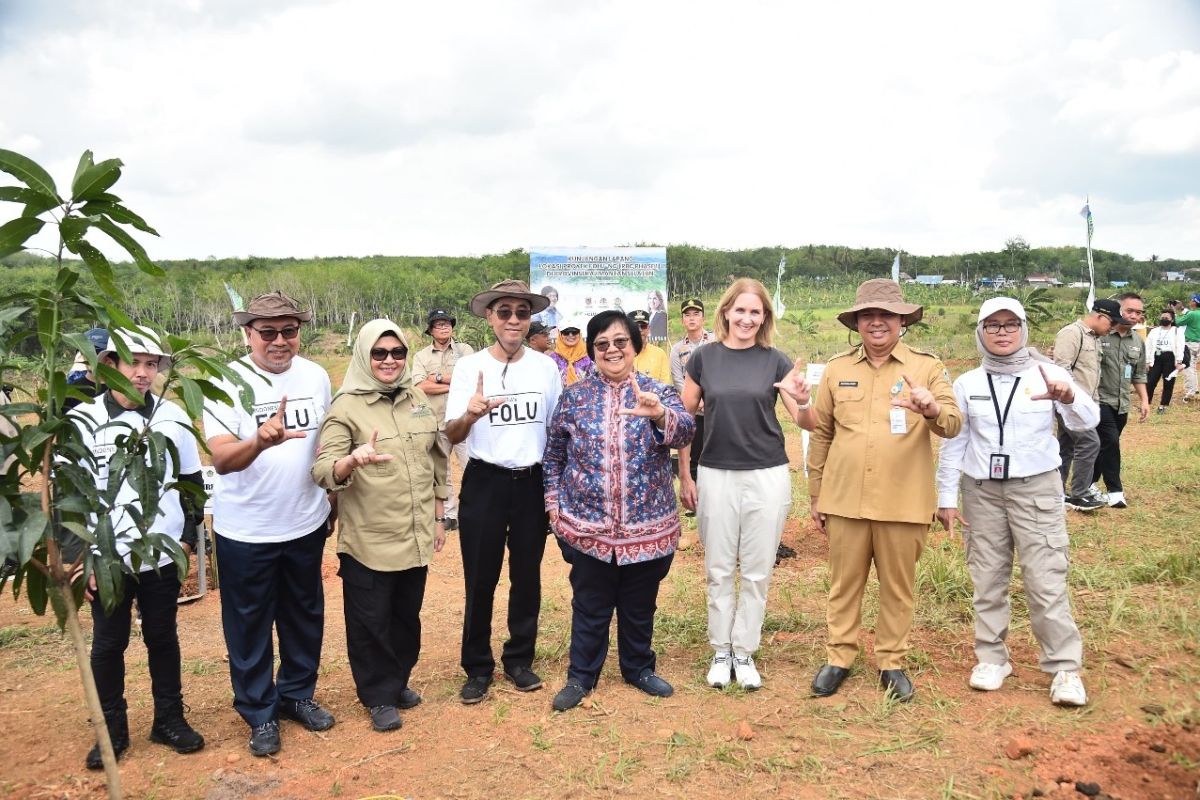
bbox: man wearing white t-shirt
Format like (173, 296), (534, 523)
(71, 327), (206, 770)
(202, 292), (334, 757)
(445, 280), (562, 704)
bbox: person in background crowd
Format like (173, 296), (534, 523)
(412, 309), (474, 531)
(684, 278), (813, 690)
(671, 298), (716, 500)
(1092, 292), (1149, 509)
(445, 280), (562, 704)
(629, 310), (671, 383)
(312, 320), (447, 733)
(543, 310), (695, 711)
(1172, 295), (1200, 401)
(1052, 300), (1121, 511)
(549, 318), (592, 387)
(64, 327), (110, 411)
(203, 291), (335, 757)
(807, 279), (961, 703)
(72, 327), (206, 769)
(1145, 308), (1185, 414)
(647, 290), (668, 342)
(937, 298), (1095, 708)
(526, 321), (552, 353)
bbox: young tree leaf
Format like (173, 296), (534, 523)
(0, 217), (46, 259)
(23, 561), (48, 615)
(79, 200), (159, 236)
(0, 186), (60, 217)
(92, 217), (164, 276)
(72, 240), (119, 297)
(0, 148), (60, 202)
(71, 159), (123, 202)
(72, 150), (94, 189)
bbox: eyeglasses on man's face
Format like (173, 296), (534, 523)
(250, 325), (301, 342)
(593, 337), (631, 353)
(490, 306), (531, 321)
(370, 347), (408, 362)
(981, 320), (1022, 335)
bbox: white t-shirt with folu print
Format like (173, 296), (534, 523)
(202, 355), (331, 543)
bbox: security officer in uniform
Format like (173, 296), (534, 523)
(806, 279), (962, 702)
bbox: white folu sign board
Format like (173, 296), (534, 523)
(801, 363), (825, 477)
(202, 465), (218, 512)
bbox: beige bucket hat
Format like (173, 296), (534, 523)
(836, 279), (924, 329)
(232, 291), (314, 325)
(468, 279), (551, 318)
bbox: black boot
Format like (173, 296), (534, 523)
(85, 702), (130, 771)
(149, 700), (205, 754)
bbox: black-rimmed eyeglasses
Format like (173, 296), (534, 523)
(593, 337), (631, 353)
(250, 325), (301, 341)
(370, 347), (408, 362)
(981, 321), (1022, 335)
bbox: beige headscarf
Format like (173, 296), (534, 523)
(338, 318), (413, 397)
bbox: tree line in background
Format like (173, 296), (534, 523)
(1, 242), (1196, 353)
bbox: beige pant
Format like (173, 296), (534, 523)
(825, 516), (927, 670)
(437, 431), (469, 521)
(697, 465), (791, 657)
(960, 469), (1083, 673)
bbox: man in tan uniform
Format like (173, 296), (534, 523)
(412, 309), (474, 531)
(807, 279), (962, 702)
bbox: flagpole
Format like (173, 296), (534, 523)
(774, 254), (787, 317)
(1080, 198), (1095, 312)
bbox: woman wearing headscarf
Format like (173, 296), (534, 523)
(683, 278), (813, 691)
(936, 297), (1097, 707)
(549, 318), (593, 386)
(312, 319), (448, 732)
(543, 310), (695, 711)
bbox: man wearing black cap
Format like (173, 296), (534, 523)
(413, 309), (474, 530)
(1092, 293), (1149, 509)
(1053, 300), (1121, 511)
(670, 298), (715, 507)
(526, 321), (551, 354)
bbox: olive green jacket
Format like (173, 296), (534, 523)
(312, 388), (447, 572)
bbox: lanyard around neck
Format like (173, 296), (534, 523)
(986, 373), (1020, 449)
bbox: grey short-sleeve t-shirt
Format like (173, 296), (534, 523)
(686, 343), (792, 470)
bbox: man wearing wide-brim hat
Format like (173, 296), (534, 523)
(412, 308), (475, 531)
(806, 279), (962, 703)
(443, 280), (562, 705)
(202, 290), (337, 756)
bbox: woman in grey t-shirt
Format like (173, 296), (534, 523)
(683, 277), (813, 690)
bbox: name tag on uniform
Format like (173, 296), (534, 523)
(889, 406), (907, 434)
(989, 453), (1010, 480)
(1123, 364), (1132, 379)
(969, 395), (990, 401)
(838, 381), (858, 387)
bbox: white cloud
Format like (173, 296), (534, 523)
(0, 0), (1197, 262)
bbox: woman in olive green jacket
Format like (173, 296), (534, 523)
(312, 319), (448, 733)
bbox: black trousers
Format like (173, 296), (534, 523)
(1147, 351), (1178, 407)
(1092, 403), (1128, 493)
(90, 563), (182, 713)
(215, 524), (327, 726)
(690, 414), (705, 477)
(338, 553), (427, 707)
(458, 460), (548, 677)
(567, 550), (673, 689)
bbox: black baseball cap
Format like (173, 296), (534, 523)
(526, 321), (549, 339)
(629, 310), (651, 325)
(425, 309), (456, 334)
(680, 297), (704, 313)
(1092, 299), (1124, 325)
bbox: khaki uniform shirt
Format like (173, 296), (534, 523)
(410, 340), (474, 425)
(669, 330), (716, 391)
(311, 388), (448, 573)
(1097, 329), (1147, 414)
(1053, 320), (1101, 400)
(807, 340), (962, 525)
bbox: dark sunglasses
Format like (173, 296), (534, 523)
(560, 329), (580, 336)
(250, 325), (301, 342)
(491, 307), (531, 320)
(593, 337), (631, 353)
(370, 347), (408, 361)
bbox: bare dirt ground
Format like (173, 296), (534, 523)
(1, 419), (1198, 800)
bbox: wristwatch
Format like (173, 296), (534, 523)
(435, 516), (446, 524)
(435, 372), (444, 384)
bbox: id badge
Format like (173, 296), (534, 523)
(1123, 364), (1132, 380)
(989, 453), (1010, 480)
(890, 406), (907, 434)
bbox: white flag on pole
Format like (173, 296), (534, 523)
(774, 255), (787, 317)
(891, 253), (900, 283)
(1080, 201), (1095, 311)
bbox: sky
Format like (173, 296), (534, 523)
(1, 0), (1198, 262)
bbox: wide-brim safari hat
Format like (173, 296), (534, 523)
(98, 326), (172, 368)
(836, 279), (923, 330)
(468, 279), (550, 318)
(232, 291), (314, 325)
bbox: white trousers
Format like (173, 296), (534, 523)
(697, 465), (792, 657)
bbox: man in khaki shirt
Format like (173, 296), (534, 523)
(412, 309), (474, 530)
(807, 279), (961, 703)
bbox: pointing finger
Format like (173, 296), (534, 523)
(902, 374), (915, 389)
(476, 371), (485, 395)
(369, 429), (379, 449)
(275, 395), (288, 419)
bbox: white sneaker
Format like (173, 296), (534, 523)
(969, 661), (1013, 691)
(732, 654), (762, 690)
(1050, 670), (1087, 706)
(706, 651), (733, 688)
(1085, 484), (1109, 505)
(1107, 491), (1127, 508)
